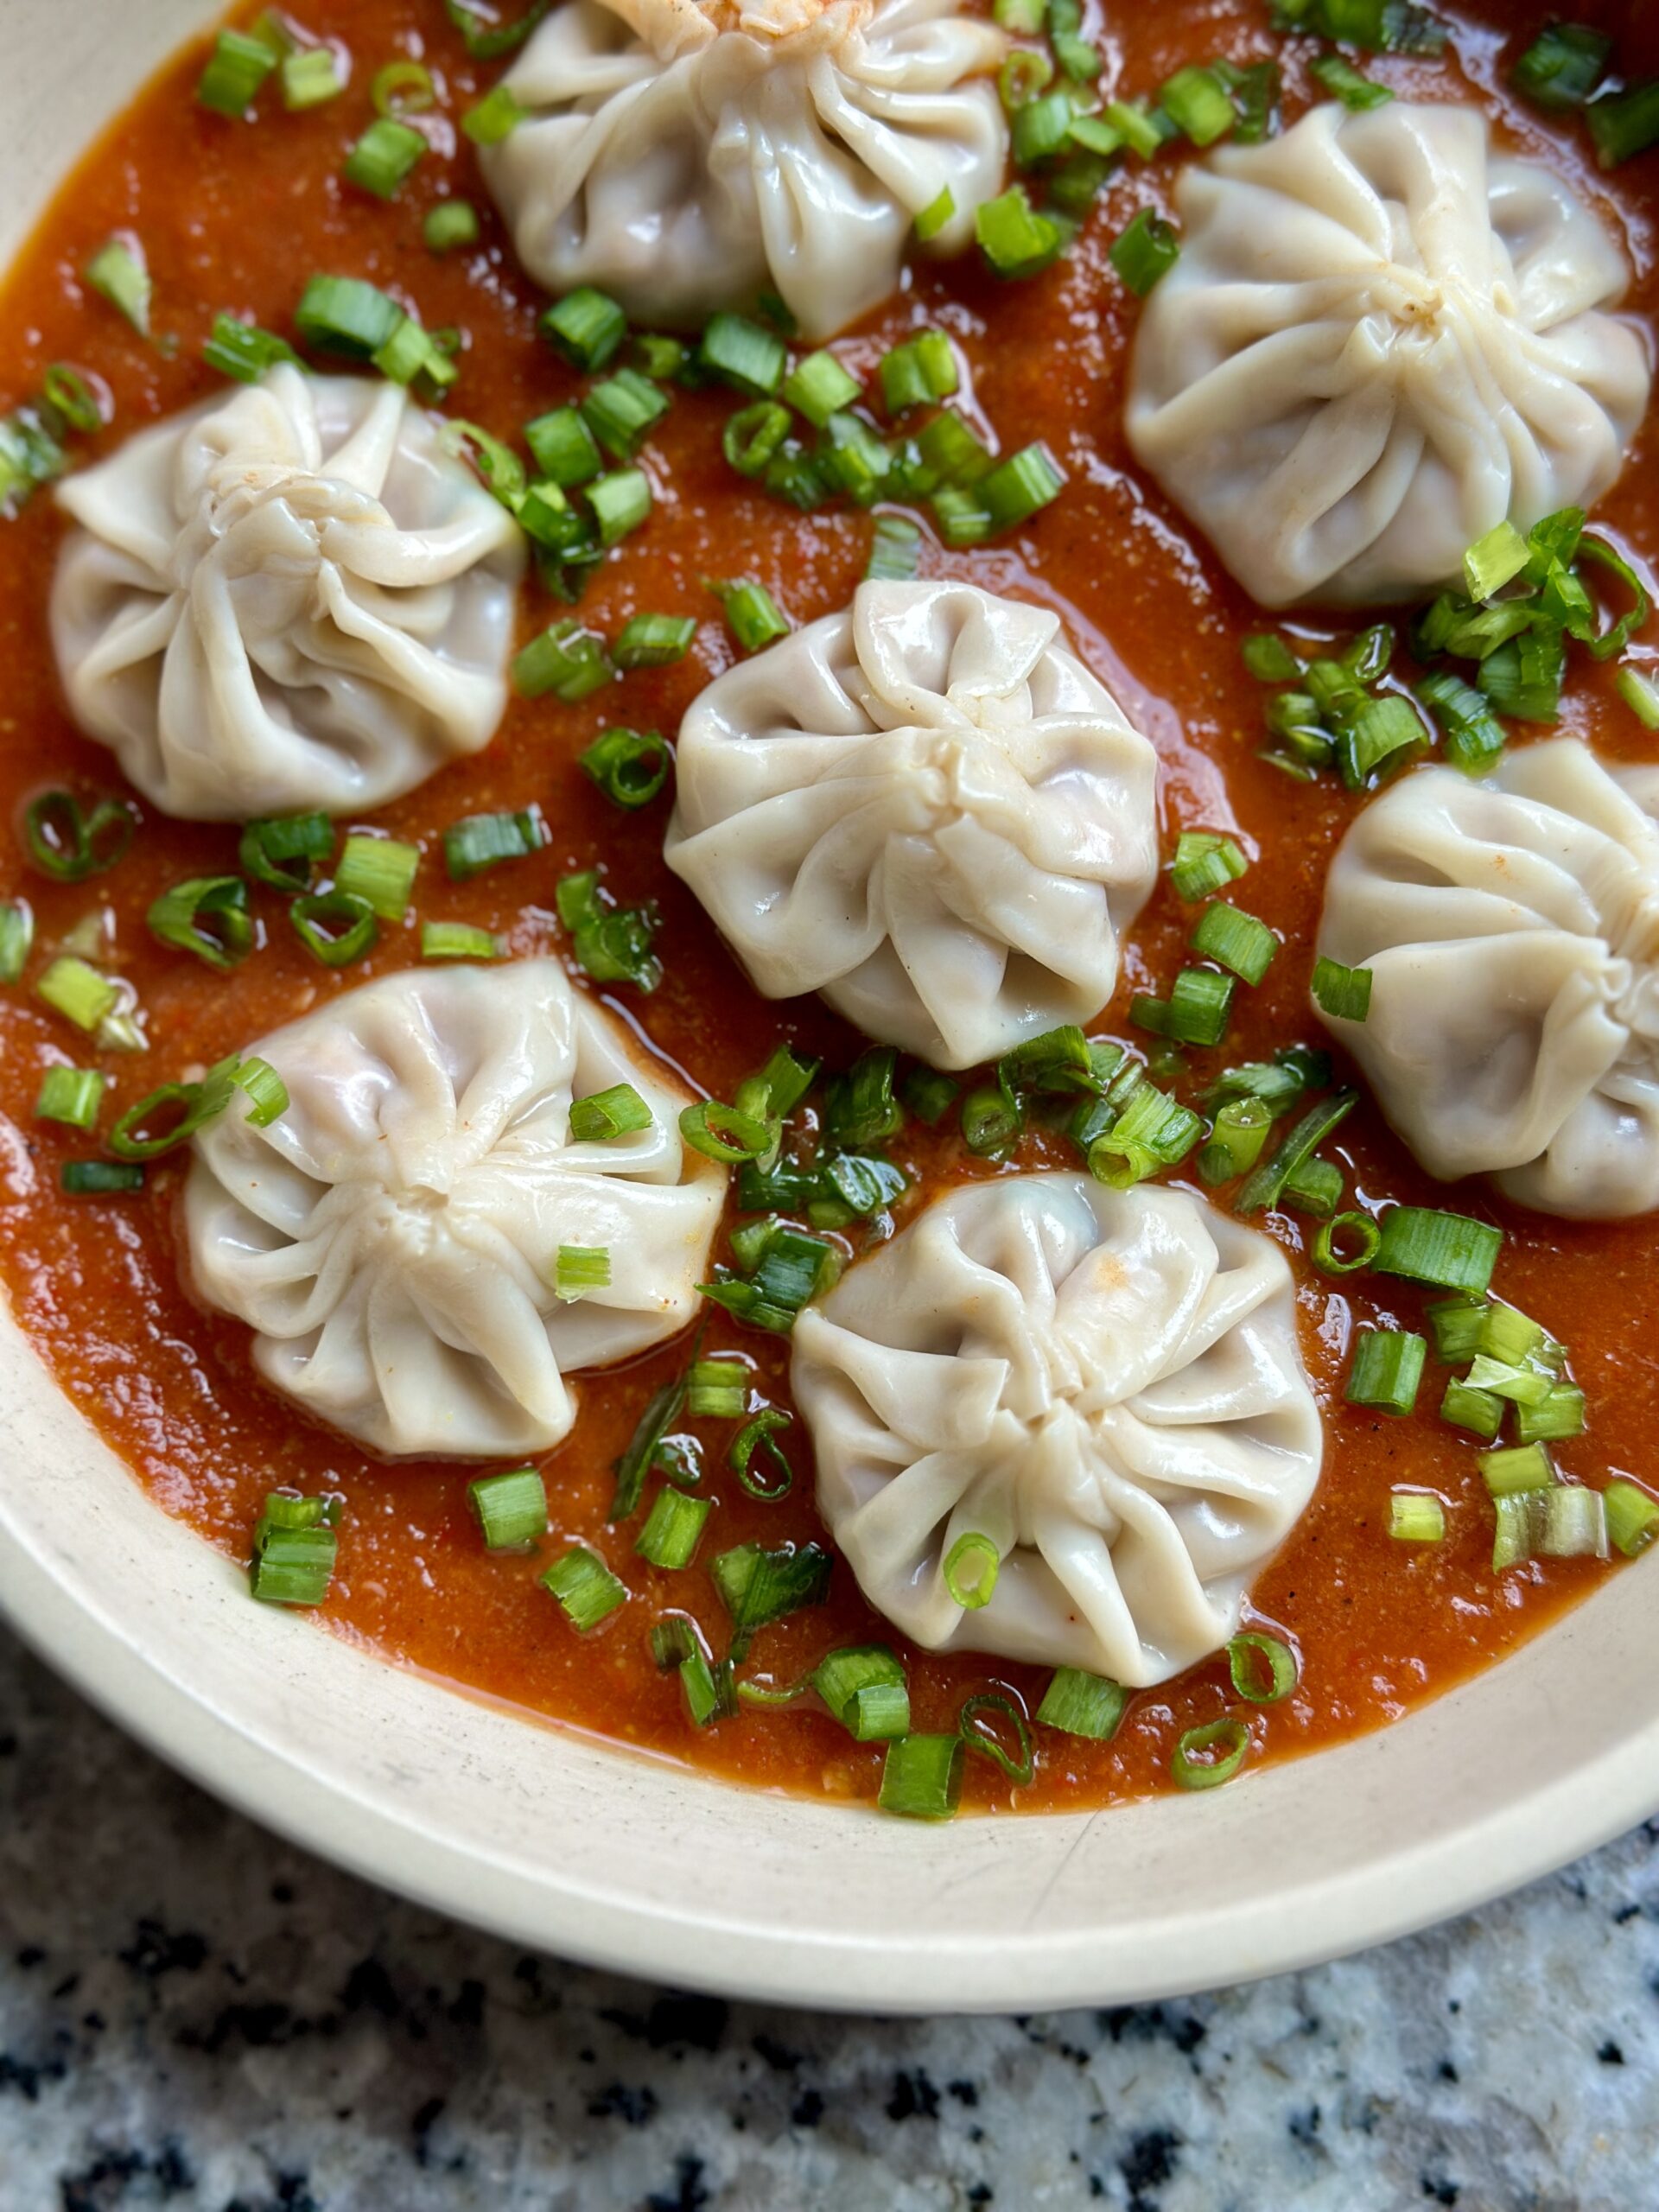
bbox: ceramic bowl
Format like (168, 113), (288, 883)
(3, 0), (1656, 2015)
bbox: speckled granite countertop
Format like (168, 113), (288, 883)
(0, 1626), (1653, 2212)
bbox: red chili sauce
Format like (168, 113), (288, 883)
(0, 0), (1656, 1814)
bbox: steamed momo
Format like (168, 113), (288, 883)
(184, 961), (724, 1459)
(479, 0), (1007, 340)
(1316, 739), (1659, 1220)
(51, 366), (524, 821)
(791, 1176), (1323, 1686)
(1127, 101), (1653, 608)
(664, 580), (1160, 1071)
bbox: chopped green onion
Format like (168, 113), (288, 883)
(461, 83), (523, 144)
(1311, 1210), (1382, 1275)
(1346, 1329), (1426, 1417)
(146, 876), (252, 970)
(1035, 1667), (1129, 1740)
(685, 1359), (746, 1420)
(1537, 1484), (1609, 1560)
(1110, 209), (1180, 296)
(1514, 1383), (1586, 1445)
(810, 1647), (910, 1741)
(581, 368), (670, 463)
(730, 1408), (795, 1501)
(41, 363), (105, 434)
(1478, 1441), (1554, 1498)
(524, 406), (601, 490)
(1282, 1154), (1343, 1219)
(203, 314), (301, 383)
(781, 350), (861, 429)
(866, 512), (924, 582)
(541, 289), (626, 374)
(981, 443), (1065, 531)
(1465, 1353), (1553, 1408)
(542, 1546), (626, 1630)
(1171, 1716), (1249, 1791)
(1577, 534), (1651, 662)
(240, 811), (334, 893)
(554, 1243), (611, 1301)
(86, 238), (151, 336)
(444, 0), (551, 59)
(1170, 830), (1247, 901)
(61, 1160), (143, 1196)
(878, 334), (958, 416)
(679, 1100), (772, 1164)
(36, 957), (118, 1035)
(372, 315), (457, 392)
(334, 834), (418, 922)
(976, 185), (1065, 280)
(879, 1733), (964, 1821)
(1226, 1630), (1298, 1705)
(1135, 966), (1236, 1049)
(822, 1048), (902, 1147)
(913, 408), (992, 487)
(1389, 1491), (1446, 1543)
(467, 1466), (548, 1551)
(371, 59), (435, 116)
(1243, 634), (1303, 683)
(282, 44), (345, 108)
(1415, 668), (1506, 774)
(579, 727), (670, 811)
(1478, 626), (1567, 723)
(712, 1541), (832, 1660)
(24, 791), (135, 885)
(1617, 665), (1659, 731)
(1464, 518), (1532, 602)
(958, 1691), (1035, 1787)
(1587, 79), (1659, 168)
(677, 1644), (735, 1726)
(635, 1485), (711, 1571)
(569, 1084), (653, 1145)
(914, 187), (956, 242)
(1440, 1376), (1505, 1441)
(35, 1065), (106, 1130)
(615, 613), (696, 669)
(722, 400), (791, 478)
(700, 312), (786, 397)
(512, 619), (614, 701)
(442, 805), (543, 880)
(1309, 51), (1392, 108)
(1198, 1095), (1272, 1184)
(421, 921), (501, 960)
(1237, 1090), (1357, 1213)
(1427, 1297), (1487, 1363)
(706, 577), (788, 654)
(1191, 904), (1276, 986)
(289, 889), (378, 967)
(1511, 22), (1611, 107)
(250, 1511), (337, 1606)
(0, 900), (32, 985)
(585, 467), (649, 547)
(343, 116), (427, 198)
(942, 1531), (1000, 1611)
(610, 1376), (688, 1521)
(197, 28), (277, 116)
(296, 273), (403, 357)
(1605, 1479), (1659, 1558)
(1374, 1206), (1501, 1296)
(556, 869), (661, 990)
(999, 47), (1054, 108)
(1089, 1078), (1204, 1186)
(961, 1083), (1022, 1158)
(1160, 63), (1236, 144)
(1338, 693), (1427, 787)
(107, 1074), (229, 1161)
(1312, 956), (1372, 1021)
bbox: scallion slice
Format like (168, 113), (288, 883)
(0, 901), (32, 986)
(706, 577), (788, 654)
(1440, 1375), (1504, 1441)
(781, 349), (861, 428)
(865, 512), (924, 582)
(334, 834), (418, 922)
(582, 367), (671, 463)
(877, 333), (958, 416)
(879, 1733), (964, 1820)
(1478, 1441), (1554, 1499)
(1161, 62), (1236, 144)
(1197, 1095), (1272, 1185)
(512, 620), (614, 701)
(62, 1160), (143, 1196)
(699, 312), (786, 397)
(730, 1408), (795, 1501)
(810, 1647), (910, 1742)
(569, 1084), (653, 1145)
(289, 889), (378, 967)
(712, 1540), (832, 1660)
(1384, 1489), (1444, 1544)
(1035, 1666), (1128, 1740)
(196, 29), (277, 116)
(444, 0), (551, 58)
(1237, 1090), (1357, 1213)
(684, 1359), (746, 1420)
(238, 812), (332, 894)
(914, 186), (956, 242)
(1587, 79), (1659, 169)
(679, 1100), (772, 1164)
(959, 1690), (1035, 1787)
(421, 921), (500, 961)
(467, 1466), (548, 1551)
(281, 44), (345, 109)
(554, 1244), (611, 1301)
(1169, 830), (1247, 901)
(1312, 956), (1372, 1021)
(1170, 1716), (1249, 1792)
(942, 1531), (1000, 1610)
(1605, 1478), (1659, 1558)
(541, 288), (626, 374)
(1190, 904), (1277, 986)
(296, 274), (402, 357)
(461, 82), (523, 143)
(36, 956), (118, 1035)
(442, 806), (544, 880)
(1226, 1630), (1298, 1705)
(147, 876), (253, 969)
(1345, 1329), (1426, 1417)
(556, 869), (661, 990)
(1374, 1206), (1502, 1296)
(1309, 50), (1391, 109)
(610, 1376), (688, 1521)
(542, 1546), (626, 1631)
(86, 238), (151, 336)
(250, 1507), (337, 1607)
(24, 791), (135, 884)
(981, 443), (1065, 531)
(1415, 668), (1506, 774)
(976, 185), (1066, 280)
(614, 613), (697, 669)
(343, 115), (427, 198)
(635, 1485), (711, 1570)
(203, 313), (302, 384)
(1311, 1209), (1381, 1275)
(1109, 209), (1180, 296)
(1512, 22), (1611, 107)
(35, 1065), (106, 1130)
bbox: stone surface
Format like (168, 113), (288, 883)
(0, 1622), (1653, 2212)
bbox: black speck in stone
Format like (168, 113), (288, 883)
(0, 1732), (17, 1757)
(753, 2032), (802, 2072)
(270, 1882), (295, 1905)
(1447, 1999), (1461, 2014)
(16, 1947), (44, 1969)
(0, 2046), (69, 2101)
(1421, 2177), (1460, 2206)
(1288, 2105), (1321, 2149)
(586, 2082), (659, 2125)
(222, 2175), (321, 2212)
(1438, 2061), (1459, 2083)
(886, 2069), (941, 2121)
(1121, 2126), (1181, 2212)
(966, 2187), (993, 2205)
(448, 1979), (485, 2031)
(949, 2080), (980, 2107)
(646, 2155), (711, 2212)
(1613, 1904), (1641, 1924)
(411, 2097), (445, 2167)
(181, 2001), (302, 2056)
(58, 2139), (196, 2210)
(791, 2089), (824, 2127)
(1089, 2180), (1106, 2201)
(1599, 2040), (1626, 2065)
(340, 1958), (400, 2019)
(969, 2126), (986, 2145)
(1097, 2005), (1207, 2058)
(51, 1974), (79, 2001)
(118, 1921), (208, 1980)
(603, 1993), (729, 2052)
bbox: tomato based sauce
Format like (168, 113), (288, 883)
(1, 0), (1656, 1814)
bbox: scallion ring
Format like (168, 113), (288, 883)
(24, 791), (136, 883)
(146, 876), (254, 969)
(729, 1408), (795, 1502)
(943, 1530), (1000, 1610)
(1170, 1716), (1249, 1791)
(958, 1691), (1035, 1788)
(371, 58), (435, 115)
(1225, 1631), (1299, 1707)
(289, 890), (378, 968)
(1311, 1210), (1382, 1276)
(579, 726), (671, 810)
(678, 1100), (773, 1164)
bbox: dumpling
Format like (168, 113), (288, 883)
(51, 365), (524, 821)
(791, 1174), (1322, 1686)
(183, 960), (725, 1459)
(1126, 101), (1653, 608)
(1315, 738), (1659, 1221)
(664, 580), (1160, 1071)
(478, 0), (1007, 340)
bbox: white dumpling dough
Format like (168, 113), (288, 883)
(664, 580), (1160, 1071)
(51, 365), (524, 821)
(479, 0), (1007, 340)
(184, 960), (725, 1459)
(1316, 738), (1659, 1220)
(791, 1175), (1323, 1686)
(1126, 101), (1653, 608)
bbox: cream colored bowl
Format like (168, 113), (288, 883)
(2, 0), (1656, 2013)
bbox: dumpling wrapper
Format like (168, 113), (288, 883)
(52, 366), (524, 821)
(1126, 101), (1653, 608)
(479, 0), (1007, 340)
(184, 960), (726, 1459)
(792, 1175), (1323, 1687)
(1316, 738), (1659, 1220)
(664, 580), (1160, 1071)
